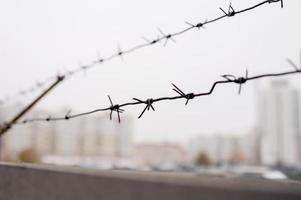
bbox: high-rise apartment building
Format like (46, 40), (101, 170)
(259, 80), (300, 166)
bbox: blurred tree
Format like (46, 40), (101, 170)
(18, 148), (39, 163)
(195, 151), (211, 166)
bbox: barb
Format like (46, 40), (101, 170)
(46, 115), (52, 122)
(269, 0), (284, 8)
(117, 45), (124, 60)
(133, 98), (155, 118)
(64, 109), (72, 120)
(108, 95), (124, 123)
(157, 28), (176, 47)
(7, 67), (299, 127)
(286, 51), (301, 71)
(220, 3), (236, 17)
(0, 0), (284, 106)
(221, 69), (248, 94)
(185, 21), (206, 30)
(172, 83), (195, 105)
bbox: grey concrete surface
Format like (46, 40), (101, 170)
(0, 162), (301, 200)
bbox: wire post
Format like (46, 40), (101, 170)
(0, 75), (65, 136)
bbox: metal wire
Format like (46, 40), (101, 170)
(0, 0), (284, 106)
(0, 76), (64, 135)
(7, 66), (299, 127)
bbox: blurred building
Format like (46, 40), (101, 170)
(0, 103), (38, 160)
(259, 80), (300, 166)
(0, 106), (134, 162)
(75, 115), (133, 158)
(189, 131), (260, 165)
(240, 128), (261, 165)
(134, 142), (188, 166)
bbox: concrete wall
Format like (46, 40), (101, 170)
(0, 162), (301, 200)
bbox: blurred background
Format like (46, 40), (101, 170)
(0, 0), (301, 180)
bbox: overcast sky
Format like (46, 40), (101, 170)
(0, 0), (300, 143)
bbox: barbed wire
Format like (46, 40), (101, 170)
(0, 76), (65, 135)
(0, 77), (54, 106)
(0, 0), (284, 106)
(4, 65), (298, 129)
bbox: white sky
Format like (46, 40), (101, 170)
(0, 0), (300, 143)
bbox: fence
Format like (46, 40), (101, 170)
(0, 162), (301, 200)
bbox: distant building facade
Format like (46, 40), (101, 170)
(134, 142), (188, 165)
(0, 106), (133, 162)
(189, 131), (261, 165)
(259, 81), (300, 166)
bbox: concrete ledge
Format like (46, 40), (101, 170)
(0, 162), (301, 200)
